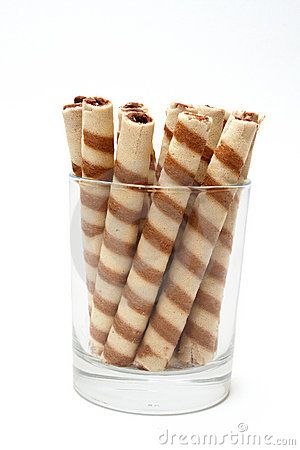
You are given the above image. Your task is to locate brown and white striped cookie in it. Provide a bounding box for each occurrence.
[169,111,262,368]
[180,106,225,227]
[82,97,114,180]
[117,103,157,185]
[117,103,157,236]
[176,112,259,366]
[194,106,225,185]
[175,186,241,366]
[102,112,211,366]
[223,110,259,134]
[90,111,154,354]
[156,102,198,178]
[134,115,258,371]
[81,97,115,310]
[63,96,103,311]
[62,96,86,176]
[117,102,147,141]
[173,106,226,260]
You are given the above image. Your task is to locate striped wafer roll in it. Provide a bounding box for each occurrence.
[194,106,225,185]
[90,111,154,354]
[182,106,225,221]
[81,97,114,310]
[174,106,225,258]
[63,96,103,312]
[117,102,156,182]
[82,97,114,180]
[62,96,86,176]
[116,103,156,185]
[134,115,258,371]
[117,102,148,142]
[117,103,157,235]
[102,112,211,366]
[222,110,259,134]
[176,112,259,366]
[156,102,197,178]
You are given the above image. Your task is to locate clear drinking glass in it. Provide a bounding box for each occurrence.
[70,175,251,414]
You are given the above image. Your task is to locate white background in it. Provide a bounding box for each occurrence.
[1,0,300,448]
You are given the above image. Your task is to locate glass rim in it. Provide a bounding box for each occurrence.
[69,173,251,191]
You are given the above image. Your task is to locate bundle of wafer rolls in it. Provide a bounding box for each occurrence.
[63,97,263,371]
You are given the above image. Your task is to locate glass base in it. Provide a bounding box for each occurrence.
[73,343,233,415]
